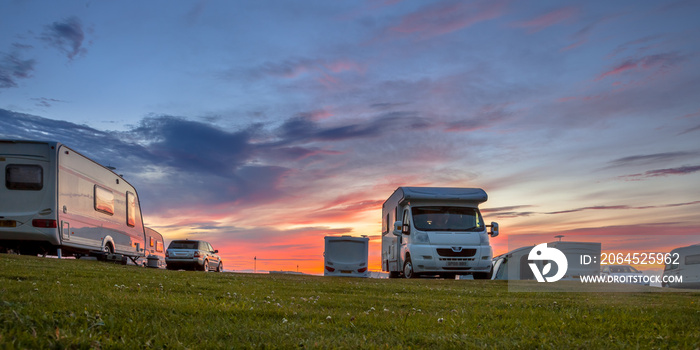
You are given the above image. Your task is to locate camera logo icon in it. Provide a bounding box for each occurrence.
[528,243,568,282]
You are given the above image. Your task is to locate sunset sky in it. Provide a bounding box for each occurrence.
[1,1,699,274]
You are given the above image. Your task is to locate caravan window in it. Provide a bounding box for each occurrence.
[126,192,137,226]
[6,164,43,190]
[94,185,114,215]
[686,254,700,265]
[155,241,163,252]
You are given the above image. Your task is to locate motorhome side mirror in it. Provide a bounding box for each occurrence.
[393,221,403,236]
[489,222,499,237]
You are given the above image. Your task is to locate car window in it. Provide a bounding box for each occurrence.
[169,241,198,249]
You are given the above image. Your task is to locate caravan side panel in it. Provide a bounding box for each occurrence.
[56,146,145,256]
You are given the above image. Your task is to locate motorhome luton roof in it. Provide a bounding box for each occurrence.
[386,187,488,206]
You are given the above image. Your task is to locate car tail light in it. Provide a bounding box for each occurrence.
[357,267,367,273]
[165,251,169,258]
[194,251,200,258]
[32,219,57,228]
[325,266,335,272]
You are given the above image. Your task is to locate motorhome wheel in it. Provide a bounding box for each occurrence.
[403,257,415,279]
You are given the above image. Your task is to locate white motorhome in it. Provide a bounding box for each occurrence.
[381,187,499,279]
[324,235,369,277]
[0,140,146,262]
[491,241,601,281]
[662,244,700,289]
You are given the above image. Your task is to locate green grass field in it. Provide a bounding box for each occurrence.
[1,254,698,349]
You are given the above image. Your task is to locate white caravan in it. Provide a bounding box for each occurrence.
[381,187,499,279]
[324,235,369,277]
[144,227,165,268]
[662,244,700,289]
[491,241,601,280]
[0,140,146,262]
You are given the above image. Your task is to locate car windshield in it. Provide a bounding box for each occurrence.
[169,241,198,249]
[411,206,482,231]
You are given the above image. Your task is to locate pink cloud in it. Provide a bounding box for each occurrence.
[619,165,700,181]
[679,109,700,119]
[557,96,578,103]
[324,60,365,74]
[388,0,507,40]
[511,6,578,33]
[597,53,685,81]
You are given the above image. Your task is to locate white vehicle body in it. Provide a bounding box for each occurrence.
[600,265,649,286]
[144,227,165,268]
[0,140,146,260]
[492,241,601,280]
[662,244,700,289]
[324,235,369,277]
[381,187,499,279]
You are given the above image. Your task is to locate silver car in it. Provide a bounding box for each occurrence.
[600,265,649,286]
[165,240,223,272]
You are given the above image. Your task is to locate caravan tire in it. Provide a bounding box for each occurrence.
[403,257,416,279]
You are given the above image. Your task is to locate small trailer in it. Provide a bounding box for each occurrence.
[144,227,165,268]
[324,235,369,277]
[0,140,147,263]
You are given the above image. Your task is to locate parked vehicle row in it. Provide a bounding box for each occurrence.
[0,139,222,272]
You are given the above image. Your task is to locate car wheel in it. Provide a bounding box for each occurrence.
[403,257,416,279]
[201,260,209,272]
[217,262,223,272]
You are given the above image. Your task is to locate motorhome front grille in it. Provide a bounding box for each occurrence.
[436,249,476,257]
[438,258,475,262]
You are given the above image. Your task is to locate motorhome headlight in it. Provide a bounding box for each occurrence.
[479,231,490,245]
[414,230,430,244]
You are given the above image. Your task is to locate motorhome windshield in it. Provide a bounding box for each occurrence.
[411,206,483,231]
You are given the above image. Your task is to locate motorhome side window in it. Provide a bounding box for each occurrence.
[126,192,136,226]
[5,164,43,190]
[385,214,390,234]
[94,185,114,215]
